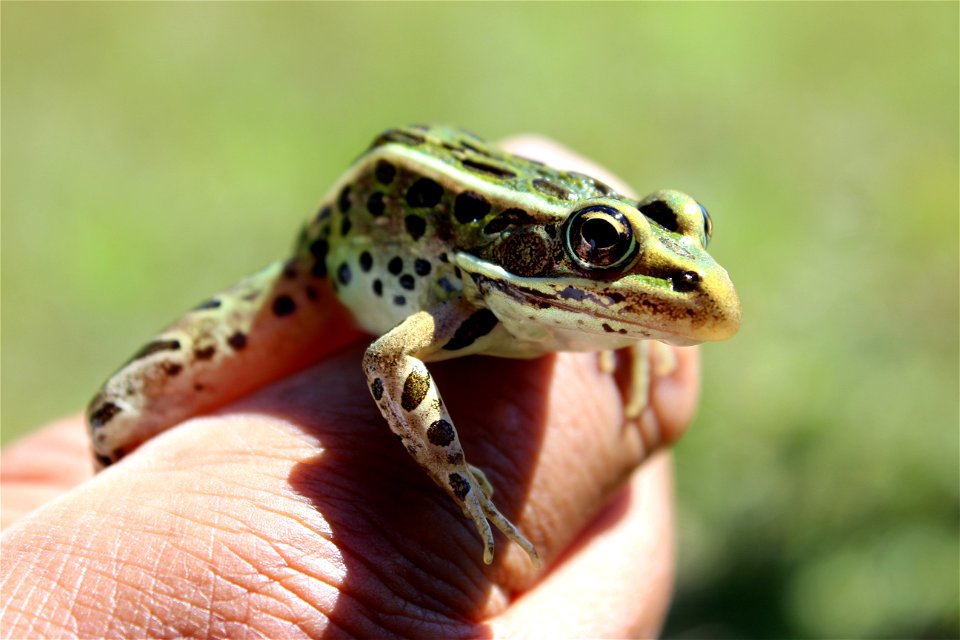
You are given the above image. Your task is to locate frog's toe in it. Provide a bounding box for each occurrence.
[623,342,650,418]
[477,491,542,568]
[451,466,541,567]
[456,480,496,564]
[597,349,616,373]
[467,463,494,498]
[650,340,678,377]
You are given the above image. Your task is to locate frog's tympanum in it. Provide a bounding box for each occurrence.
[87,126,741,567]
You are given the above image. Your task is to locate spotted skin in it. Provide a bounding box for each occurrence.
[87,125,741,567]
[87,261,360,467]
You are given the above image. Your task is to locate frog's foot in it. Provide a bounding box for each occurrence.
[624,342,651,418]
[597,349,616,374]
[455,462,541,568]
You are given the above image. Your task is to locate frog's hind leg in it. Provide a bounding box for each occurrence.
[362,306,541,567]
[87,258,361,469]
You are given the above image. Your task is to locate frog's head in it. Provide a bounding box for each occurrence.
[457,190,741,348]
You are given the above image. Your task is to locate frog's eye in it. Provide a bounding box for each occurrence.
[699,203,713,247]
[562,205,638,271]
[637,190,712,248]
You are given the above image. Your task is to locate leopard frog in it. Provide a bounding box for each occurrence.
[87,125,741,567]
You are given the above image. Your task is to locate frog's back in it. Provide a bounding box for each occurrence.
[299,125,624,336]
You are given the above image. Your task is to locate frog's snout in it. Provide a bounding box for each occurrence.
[693,267,741,342]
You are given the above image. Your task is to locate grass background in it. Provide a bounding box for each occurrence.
[2,3,957,637]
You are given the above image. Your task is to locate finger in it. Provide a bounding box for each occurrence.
[500,134,636,195]
[491,453,675,638]
[652,345,702,446]
[1,416,93,529]
[463,347,693,580]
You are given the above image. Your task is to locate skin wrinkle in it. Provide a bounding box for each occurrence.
[224,529,329,595]
[85,576,156,638]
[132,571,211,626]
[204,515,230,640]
[326,472,498,636]
[61,575,116,636]
[115,594,162,639]
[483,355,631,583]
[95,561,170,634]
[390,540,486,619]
[390,498,508,614]
[285,441,507,623]
[146,484,340,637]
[253,610,322,640]
[169,467,304,509]
[69,500,228,635]
[1,595,67,639]
[41,557,117,635]
[321,532,457,634]
[489,456,675,638]
[10,524,113,586]
[218,413,329,460]
[168,490,298,535]
[207,552,320,638]
[173,438,462,636]
[147,436,314,477]
[156,543,289,639]
[282,548,408,636]
[383,509,495,618]
[18,541,72,629]
[256,540,345,611]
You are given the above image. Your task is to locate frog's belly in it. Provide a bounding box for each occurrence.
[329,241,462,337]
[340,284,412,337]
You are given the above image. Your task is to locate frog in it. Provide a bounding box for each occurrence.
[86,125,741,568]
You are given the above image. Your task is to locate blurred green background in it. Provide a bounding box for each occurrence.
[3,3,957,637]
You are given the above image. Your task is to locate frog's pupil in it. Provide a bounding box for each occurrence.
[581,217,619,249]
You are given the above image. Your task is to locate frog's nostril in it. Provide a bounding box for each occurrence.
[671,271,701,292]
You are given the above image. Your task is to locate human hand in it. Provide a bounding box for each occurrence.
[1,137,702,638]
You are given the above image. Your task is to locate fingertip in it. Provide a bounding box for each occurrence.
[652,346,701,446]
[491,453,675,637]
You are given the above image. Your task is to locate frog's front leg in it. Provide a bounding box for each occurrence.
[601,341,678,419]
[362,306,541,568]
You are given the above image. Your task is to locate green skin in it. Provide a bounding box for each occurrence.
[87,125,741,567]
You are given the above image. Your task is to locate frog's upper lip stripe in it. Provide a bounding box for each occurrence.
[470,271,690,339]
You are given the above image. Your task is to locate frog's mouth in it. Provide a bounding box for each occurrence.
[456,252,740,344]
[473,270,693,340]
